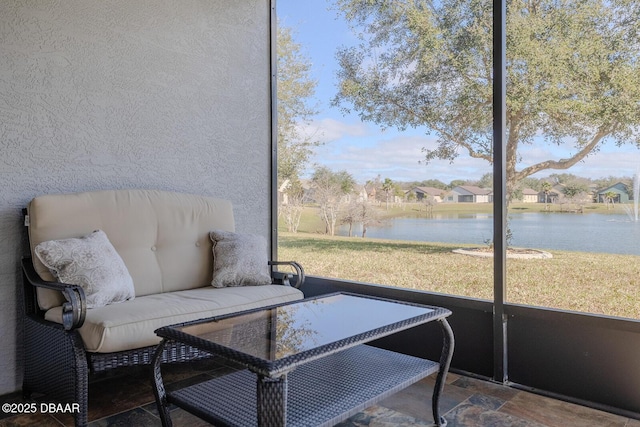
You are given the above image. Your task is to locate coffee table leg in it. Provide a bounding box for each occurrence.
[432,319,455,426]
[257,373,288,427]
[152,339,173,427]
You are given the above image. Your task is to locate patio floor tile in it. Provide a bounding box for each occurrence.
[0,360,637,427]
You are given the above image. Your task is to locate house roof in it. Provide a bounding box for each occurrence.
[538,188,561,195]
[412,186,445,196]
[597,182,628,195]
[453,185,492,195]
[522,188,538,195]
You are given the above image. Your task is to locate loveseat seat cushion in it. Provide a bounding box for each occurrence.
[44,286,303,353]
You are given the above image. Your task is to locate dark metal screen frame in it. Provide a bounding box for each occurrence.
[492,0,508,384]
[268,0,511,380]
[269,0,640,419]
[270,0,279,262]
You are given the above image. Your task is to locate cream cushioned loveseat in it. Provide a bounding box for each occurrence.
[21,189,304,426]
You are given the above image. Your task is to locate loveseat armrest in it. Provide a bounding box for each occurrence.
[269,261,305,289]
[22,258,86,331]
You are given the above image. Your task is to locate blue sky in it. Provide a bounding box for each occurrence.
[277,0,640,185]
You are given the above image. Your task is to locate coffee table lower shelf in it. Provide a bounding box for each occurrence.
[167,344,440,427]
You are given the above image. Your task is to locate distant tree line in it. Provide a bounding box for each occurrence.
[385,172,635,198]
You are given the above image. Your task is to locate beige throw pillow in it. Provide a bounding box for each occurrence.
[34,230,135,308]
[209,230,272,288]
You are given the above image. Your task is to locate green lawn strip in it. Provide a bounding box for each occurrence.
[278,232,640,320]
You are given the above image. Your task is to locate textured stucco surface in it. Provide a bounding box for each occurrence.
[0,0,272,394]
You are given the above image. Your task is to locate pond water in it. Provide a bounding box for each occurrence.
[338,212,640,255]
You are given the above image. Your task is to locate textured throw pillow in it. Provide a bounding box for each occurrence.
[34,230,135,308]
[209,230,272,288]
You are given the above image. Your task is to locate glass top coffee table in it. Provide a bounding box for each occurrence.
[152,292,454,427]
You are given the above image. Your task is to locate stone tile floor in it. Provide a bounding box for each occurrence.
[1,356,638,427]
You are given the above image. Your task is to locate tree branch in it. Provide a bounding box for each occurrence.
[514,128,610,181]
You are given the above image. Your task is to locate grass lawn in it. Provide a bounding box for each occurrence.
[278,232,640,320]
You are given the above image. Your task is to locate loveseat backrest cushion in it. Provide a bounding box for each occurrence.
[28,189,235,310]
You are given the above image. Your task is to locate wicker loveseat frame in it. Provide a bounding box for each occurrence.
[21,189,305,426]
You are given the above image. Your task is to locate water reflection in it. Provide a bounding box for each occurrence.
[338,213,640,255]
[272,294,432,359]
[622,170,639,221]
[179,295,434,361]
[274,302,318,359]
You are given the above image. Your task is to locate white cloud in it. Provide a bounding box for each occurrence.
[306,127,491,183]
[297,118,368,144]
[554,151,640,179]
[520,144,640,179]
[302,118,640,184]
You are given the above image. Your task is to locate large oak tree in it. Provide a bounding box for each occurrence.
[332,0,640,199]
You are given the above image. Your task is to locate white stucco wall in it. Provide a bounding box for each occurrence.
[0,0,272,394]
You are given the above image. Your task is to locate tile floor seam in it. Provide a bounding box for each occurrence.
[376,403,433,426]
[87,404,149,426]
[442,394,473,418]
[51,413,71,427]
[138,404,162,423]
[51,414,67,427]
[493,395,510,413]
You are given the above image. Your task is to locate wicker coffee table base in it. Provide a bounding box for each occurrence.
[153,344,448,426]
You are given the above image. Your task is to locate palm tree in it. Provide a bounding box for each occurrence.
[382,178,394,210]
[541,182,553,211]
[603,191,618,210]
